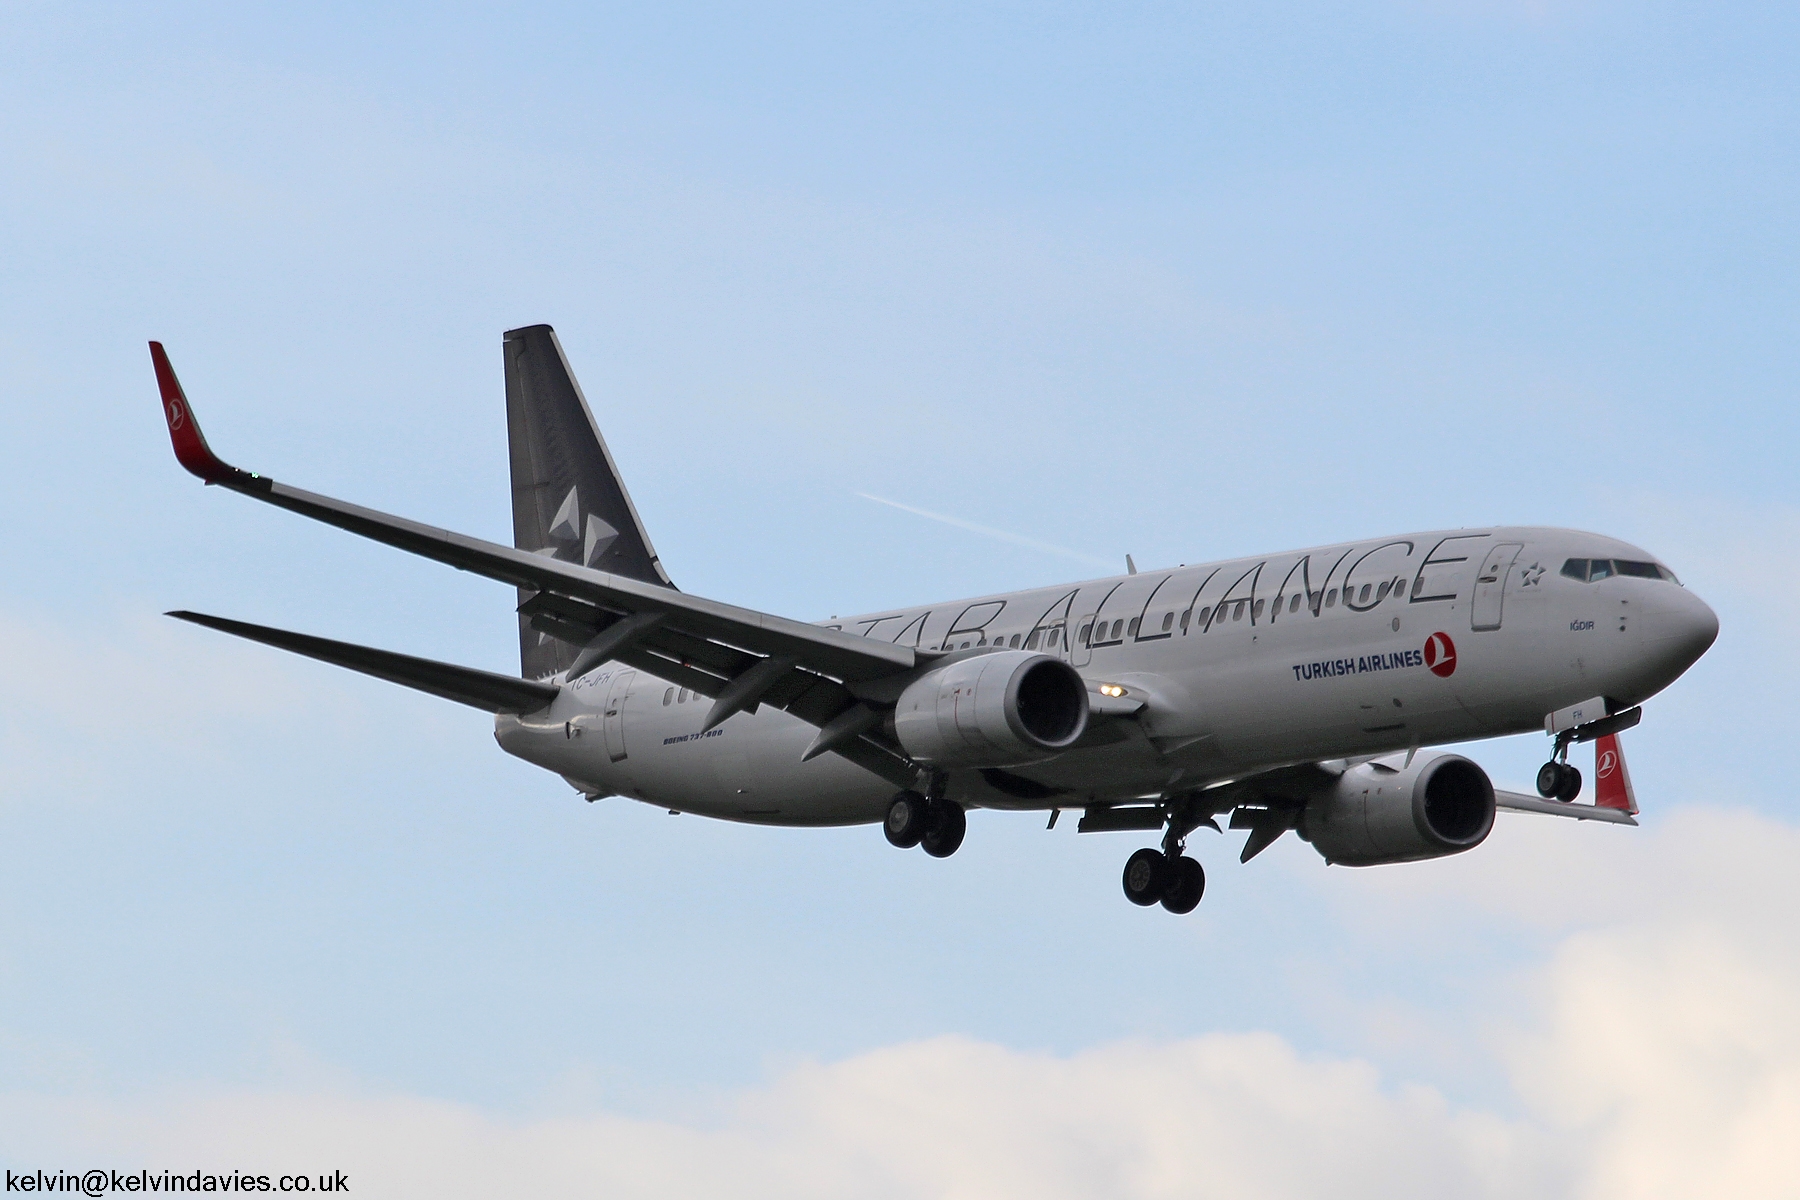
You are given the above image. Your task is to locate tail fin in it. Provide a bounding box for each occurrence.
[503,325,672,679]
[1594,732,1639,814]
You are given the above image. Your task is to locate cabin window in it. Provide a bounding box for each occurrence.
[1412,575,1424,596]
[1127,618,1140,637]
[1028,630,1043,649]
[1326,589,1337,607]
[1106,619,1120,639]
[663,688,674,706]
[1009,634,1021,648]
[1233,601,1246,621]
[1180,608,1192,630]
[960,641,971,649]
[1162,611,1174,631]
[1358,584,1372,604]
[1252,599,1264,619]
[1289,594,1301,613]
[1377,581,1391,602]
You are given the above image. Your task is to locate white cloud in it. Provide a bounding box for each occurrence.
[7,809,1798,1200]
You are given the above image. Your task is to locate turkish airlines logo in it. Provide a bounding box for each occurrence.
[166,397,186,431]
[1598,748,1618,779]
[1424,631,1457,677]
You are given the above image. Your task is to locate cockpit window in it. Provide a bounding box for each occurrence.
[1562,557,1679,584]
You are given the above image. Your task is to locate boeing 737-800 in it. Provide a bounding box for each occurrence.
[151,327,1718,912]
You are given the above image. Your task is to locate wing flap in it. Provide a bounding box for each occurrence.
[168,611,560,714]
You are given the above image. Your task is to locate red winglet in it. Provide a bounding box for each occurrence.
[1594,732,1639,814]
[149,341,238,483]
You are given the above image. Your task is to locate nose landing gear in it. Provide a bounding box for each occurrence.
[1536,749,1583,803]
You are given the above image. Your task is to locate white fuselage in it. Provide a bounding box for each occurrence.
[495,526,1717,826]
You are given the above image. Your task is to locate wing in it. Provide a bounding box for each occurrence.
[151,342,923,787]
[1494,791,1637,825]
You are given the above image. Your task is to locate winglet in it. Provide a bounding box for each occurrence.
[149,342,244,484]
[1594,732,1639,814]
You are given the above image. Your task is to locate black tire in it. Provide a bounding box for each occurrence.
[1555,764,1583,803]
[1536,761,1562,798]
[884,791,929,848]
[921,802,967,858]
[1122,848,1167,906]
[1160,855,1206,914]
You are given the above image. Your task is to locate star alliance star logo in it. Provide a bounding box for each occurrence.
[1519,562,1545,587]
[545,485,620,568]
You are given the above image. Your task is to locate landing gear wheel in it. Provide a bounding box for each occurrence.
[1554,764,1583,802]
[1536,761,1563,798]
[884,791,930,848]
[1160,856,1206,914]
[921,802,967,858]
[1122,848,1167,906]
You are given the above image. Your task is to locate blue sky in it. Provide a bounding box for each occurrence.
[3,3,1797,1194]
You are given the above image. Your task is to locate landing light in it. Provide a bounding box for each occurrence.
[1098,683,1127,698]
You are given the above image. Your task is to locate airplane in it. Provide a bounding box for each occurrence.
[150,326,1718,913]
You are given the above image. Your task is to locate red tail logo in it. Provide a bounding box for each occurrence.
[166,397,187,431]
[1424,632,1457,677]
[1593,733,1637,813]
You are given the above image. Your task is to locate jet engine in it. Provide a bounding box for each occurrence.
[891,651,1089,768]
[1299,753,1495,867]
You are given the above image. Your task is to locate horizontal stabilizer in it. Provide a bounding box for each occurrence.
[168,611,560,714]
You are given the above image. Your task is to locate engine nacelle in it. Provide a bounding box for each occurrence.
[1300,753,1495,867]
[891,651,1089,769]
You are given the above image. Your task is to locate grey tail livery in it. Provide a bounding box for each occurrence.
[503,325,674,679]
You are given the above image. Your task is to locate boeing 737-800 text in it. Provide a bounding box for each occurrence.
[151,327,1718,912]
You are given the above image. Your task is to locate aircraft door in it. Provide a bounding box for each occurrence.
[1471,543,1523,632]
[1070,614,1096,667]
[602,669,635,762]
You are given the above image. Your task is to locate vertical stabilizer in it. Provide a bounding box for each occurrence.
[1593,733,1639,814]
[504,325,673,678]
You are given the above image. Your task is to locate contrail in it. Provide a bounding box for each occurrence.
[855,493,1115,570]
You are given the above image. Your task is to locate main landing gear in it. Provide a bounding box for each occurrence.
[884,785,967,858]
[1122,848,1205,913]
[1121,798,1209,914]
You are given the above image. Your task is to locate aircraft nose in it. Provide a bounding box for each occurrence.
[1652,586,1720,672]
